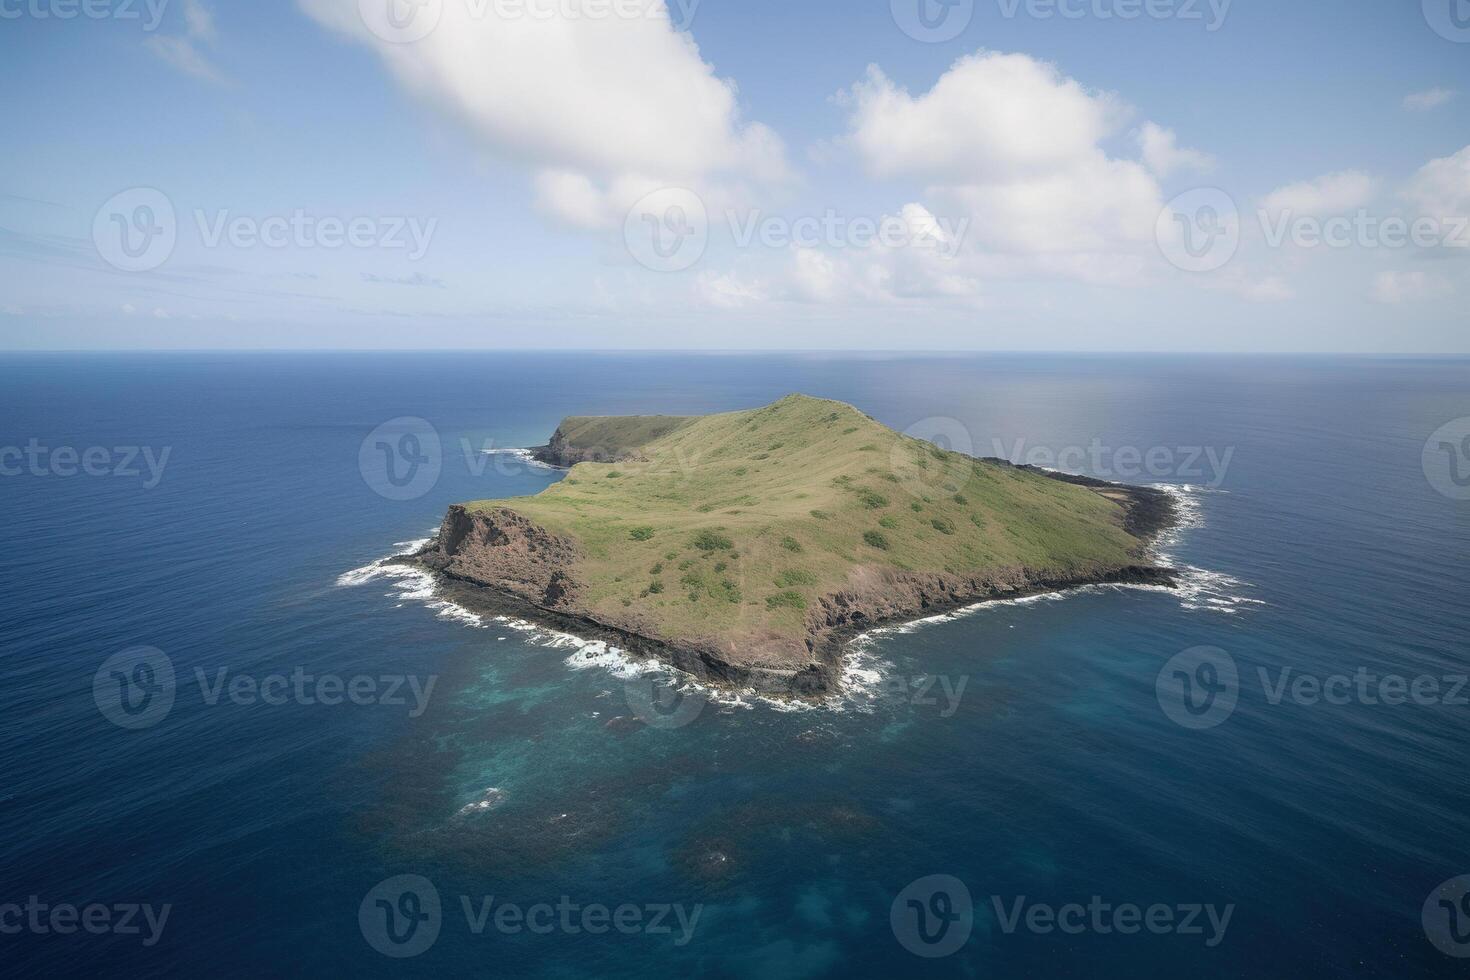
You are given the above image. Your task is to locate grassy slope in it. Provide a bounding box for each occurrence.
[549,414,695,457]
[465,395,1142,653]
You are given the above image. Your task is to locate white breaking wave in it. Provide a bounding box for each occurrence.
[479,447,563,471]
[1149,483,1265,615]
[336,536,488,627]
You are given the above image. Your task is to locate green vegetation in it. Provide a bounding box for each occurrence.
[691,530,734,552]
[462,394,1144,651]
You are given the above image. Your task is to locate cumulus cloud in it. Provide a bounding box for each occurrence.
[844,54,1125,183]
[841,51,1178,286]
[1402,145,1470,220]
[774,204,982,305]
[1259,171,1376,216]
[1136,122,1215,178]
[1404,88,1454,112]
[300,0,788,229]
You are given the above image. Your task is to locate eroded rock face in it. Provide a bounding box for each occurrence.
[529,426,640,468]
[418,505,584,611]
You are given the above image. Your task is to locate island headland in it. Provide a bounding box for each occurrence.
[407,395,1177,697]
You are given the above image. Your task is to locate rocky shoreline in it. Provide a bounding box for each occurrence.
[398,471,1180,699]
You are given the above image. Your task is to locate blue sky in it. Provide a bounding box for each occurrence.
[1,0,1467,350]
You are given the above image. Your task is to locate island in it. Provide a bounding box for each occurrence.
[409,395,1176,696]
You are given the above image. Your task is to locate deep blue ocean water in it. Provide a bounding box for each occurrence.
[1,352,1468,978]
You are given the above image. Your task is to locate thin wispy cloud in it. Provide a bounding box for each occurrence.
[146,0,226,84]
[1404,88,1454,112]
[362,272,448,289]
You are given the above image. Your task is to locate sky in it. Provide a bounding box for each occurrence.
[0,0,1467,351]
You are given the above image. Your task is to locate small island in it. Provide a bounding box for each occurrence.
[411,395,1176,696]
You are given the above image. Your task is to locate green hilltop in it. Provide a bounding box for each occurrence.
[447,395,1161,678]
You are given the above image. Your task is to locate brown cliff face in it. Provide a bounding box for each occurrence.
[417,505,584,612]
[411,506,836,695]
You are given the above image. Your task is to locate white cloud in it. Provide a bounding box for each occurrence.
[1371,270,1448,304]
[300,0,787,229]
[778,203,983,305]
[694,270,767,309]
[1403,145,1470,219]
[842,52,1176,285]
[1235,276,1293,302]
[1404,88,1454,112]
[844,54,1125,183]
[1136,122,1215,178]
[146,0,224,84]
[1259,171,1376,216]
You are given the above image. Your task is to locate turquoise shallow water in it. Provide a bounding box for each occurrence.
[1,352,1467,977]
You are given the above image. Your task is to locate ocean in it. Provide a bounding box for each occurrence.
[1,351,1467,977]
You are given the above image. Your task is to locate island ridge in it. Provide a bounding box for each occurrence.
[412,395,1176,695]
